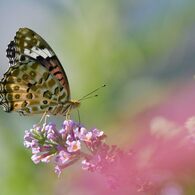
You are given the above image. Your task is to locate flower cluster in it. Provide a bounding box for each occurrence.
[24,120,107,176]
[24,117,195,194]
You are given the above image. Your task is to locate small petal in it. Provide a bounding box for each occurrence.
[91,128,104,138]
[32,146,41,154]
[41,154,53,163]
[82,159,91,170]
[55,150,70,165]
[63,120,75,132]
[81,159,96,171]
[74,127,89,140]
[66,134,74,145]
[32,125,42,132]
[83,132,93,142]
[31,154,42,164]
[55,165,62,177]
[24,131,34,148]
[67,140,81,152]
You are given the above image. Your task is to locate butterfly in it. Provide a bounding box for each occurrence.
[0,28,80,116]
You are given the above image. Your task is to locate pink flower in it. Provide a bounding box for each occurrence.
[31,153,53,164]
[24,120,106,176]
[24,116,195,194]
[55,150,70,165]
[67,140,81,152]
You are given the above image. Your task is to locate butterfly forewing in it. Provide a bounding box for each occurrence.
[6,28,70,99]
[1,28,75,116]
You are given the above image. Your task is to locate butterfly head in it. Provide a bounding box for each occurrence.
[69,100,81,109]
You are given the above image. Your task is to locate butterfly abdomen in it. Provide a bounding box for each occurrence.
[0,81,13,112]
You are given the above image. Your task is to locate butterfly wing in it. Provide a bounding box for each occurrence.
[6,28,70,100]
[0,59,70,115]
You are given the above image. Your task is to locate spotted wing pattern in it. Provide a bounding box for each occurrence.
[6,28,70,99]
[0,59,70,115]
[0,28,73,115]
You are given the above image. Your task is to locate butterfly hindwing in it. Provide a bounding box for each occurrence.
[0,59,69,115]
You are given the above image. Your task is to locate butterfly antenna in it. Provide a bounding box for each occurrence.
[80,94,99,101]
[78,84,106,101]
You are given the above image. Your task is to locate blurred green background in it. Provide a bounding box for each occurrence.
[1,0,195,194]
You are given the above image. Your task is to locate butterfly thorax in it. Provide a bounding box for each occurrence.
[58,99,80,116]
[68,100,80,108]
[47,99,80,116]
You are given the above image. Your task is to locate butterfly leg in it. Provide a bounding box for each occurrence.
[65,113,70,120]
[65,106,72,120]
[38,111,50,125]
[18,111,25,116]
